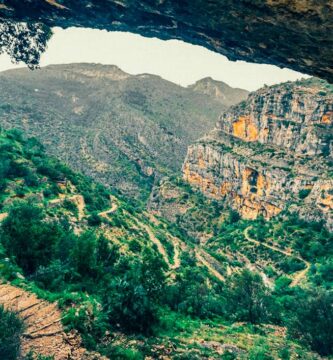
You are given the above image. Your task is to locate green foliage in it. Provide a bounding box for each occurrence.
[298,189,311,199]
[62,298,108,350]
[63,198,79,217]
[248,339,274,360]
[87,212,102,226]
[104,249,167,334]
[23,352,54,360]
[128,239,142,253]
[0,306,23,360]
[166,262,225,318]
[100,345,144,360]
[0,128,331,358]
[0,21,52,68]
[0,201,64,274]
[225,270,274,324]
[71,231,98,278]
[287,289,333,355]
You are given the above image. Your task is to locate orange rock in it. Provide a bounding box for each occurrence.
[198,152,206,169]
[322,112,333,124]
[220,182,232,196]
[232,115,259,141]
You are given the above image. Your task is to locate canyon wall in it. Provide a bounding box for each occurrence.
[183,78,333,229]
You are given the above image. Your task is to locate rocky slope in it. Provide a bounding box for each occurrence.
[0,283,103,360]
[0,63,246,200]
[183,78,333,229]
[0,1,333,82]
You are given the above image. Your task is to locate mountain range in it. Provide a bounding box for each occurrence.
[0,63,248,201]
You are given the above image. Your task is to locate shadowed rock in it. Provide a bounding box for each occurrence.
[0,1,332,81]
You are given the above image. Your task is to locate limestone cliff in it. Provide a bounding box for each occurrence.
[183,78,333,229]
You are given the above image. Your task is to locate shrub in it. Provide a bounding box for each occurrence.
[298,189,311,199]
[63,199,79,217]
[87,212,102,226]
[104,250,166,334]
[0,201,63,274]
[287,289,333,356]
[0,306,23,360]
[225,270,274,324]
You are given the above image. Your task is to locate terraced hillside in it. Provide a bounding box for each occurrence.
[149,176,333,291]
[0,127,331,358]
[0,63,248,201]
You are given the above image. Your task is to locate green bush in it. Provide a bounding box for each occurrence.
[0,201,64,274]
[287,289,333,356]
[248,339,274,360]
[298,189,311,199]
[100,345,144,360]
[0,306,23,360]
[225,270,274,324]
[104,250,166,334]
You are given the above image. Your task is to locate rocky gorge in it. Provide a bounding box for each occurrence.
[183,78,333,229]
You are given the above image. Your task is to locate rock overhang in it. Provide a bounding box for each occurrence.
[0,0,332,81]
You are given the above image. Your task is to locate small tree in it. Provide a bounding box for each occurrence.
[225,270,272,324]
[0,20,52,69]
[287,289,333,356]
[104,250,167,334]
[0,201,62,274]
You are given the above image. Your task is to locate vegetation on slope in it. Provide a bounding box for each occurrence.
[0,64,248,201]
[0,129,332,359]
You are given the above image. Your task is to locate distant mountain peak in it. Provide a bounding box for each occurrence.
[188,77,249,106]
[194,76,227,86]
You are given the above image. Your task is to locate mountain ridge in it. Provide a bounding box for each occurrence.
[0,63,248,201]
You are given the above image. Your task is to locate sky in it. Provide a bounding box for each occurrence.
[0,27,309,92]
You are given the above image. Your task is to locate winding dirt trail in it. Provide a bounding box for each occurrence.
[169,235,181,269]
[195,249,225,282]
[142,213,181,270]
[0,212,8,222]
[244,226,310,286]
[70,195,86,220]
[49,194,86,220]
[145,212,227,279]
[98,202,118,219]
[136,220,171,267]
[290,262,310,287]
[0,283,93,359]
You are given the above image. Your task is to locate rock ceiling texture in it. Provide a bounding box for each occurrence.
[0,0,333,82]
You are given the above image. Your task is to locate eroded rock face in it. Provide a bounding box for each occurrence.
[1,1,333,81]
[183,78,333,229]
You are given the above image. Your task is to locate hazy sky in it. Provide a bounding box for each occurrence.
[0,27,308,91]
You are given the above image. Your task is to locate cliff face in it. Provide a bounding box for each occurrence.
[183,78,333,229]
[0,1,333,82]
